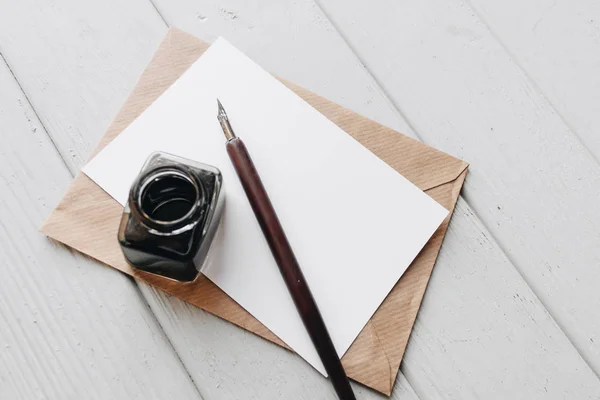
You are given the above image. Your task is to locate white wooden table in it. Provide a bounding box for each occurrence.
[1,1,600,398]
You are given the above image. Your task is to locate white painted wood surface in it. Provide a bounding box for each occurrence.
[1,0,600,398]
[466,0,600,373]
[468,0,600,160]
[0,56,202,400]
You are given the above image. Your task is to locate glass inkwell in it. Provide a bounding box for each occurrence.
[118,152,224,282]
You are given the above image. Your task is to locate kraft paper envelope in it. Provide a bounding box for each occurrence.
[41,28,468,396]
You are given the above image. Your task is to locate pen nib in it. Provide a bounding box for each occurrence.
[217,99,228,123]
[217,98,236,140]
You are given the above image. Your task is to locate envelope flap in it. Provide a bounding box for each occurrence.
[342,322,396,394]
[280,80,469,192]
[349,126,469,192]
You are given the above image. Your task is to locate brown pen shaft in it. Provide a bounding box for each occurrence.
[226,138,356,400]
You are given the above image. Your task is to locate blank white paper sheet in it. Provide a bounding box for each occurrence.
[83,37,448,375]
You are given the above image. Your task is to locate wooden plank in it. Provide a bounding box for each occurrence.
[318,0,600,380]
[0,56,202,399]
[463,0,600,373]
[0,0,419,397]
[468,0,600,161]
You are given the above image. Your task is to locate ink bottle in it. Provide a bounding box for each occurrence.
[118,152,224,282]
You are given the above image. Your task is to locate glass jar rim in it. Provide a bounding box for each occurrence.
[130,165,205,232]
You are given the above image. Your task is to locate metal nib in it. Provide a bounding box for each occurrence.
[217,98,228,122]
[217,99,237,141]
